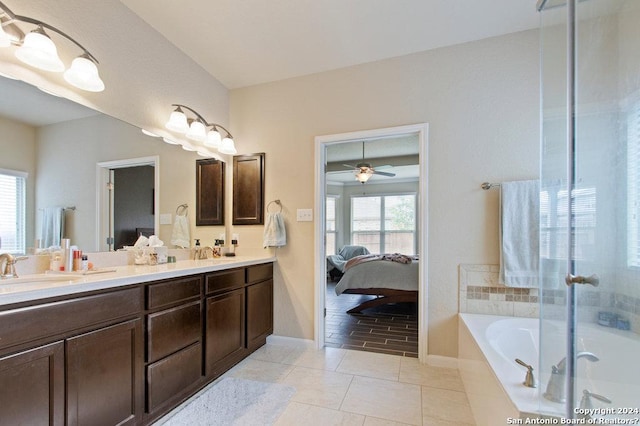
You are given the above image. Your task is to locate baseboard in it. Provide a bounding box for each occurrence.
[266,334,315,349]
[426,354,459,369]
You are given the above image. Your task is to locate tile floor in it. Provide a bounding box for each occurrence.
[194,344,477,425]
[325,281,419,357]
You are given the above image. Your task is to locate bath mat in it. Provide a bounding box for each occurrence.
[158,377,295,425]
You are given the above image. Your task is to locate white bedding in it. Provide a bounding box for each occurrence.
[334,259,419,295]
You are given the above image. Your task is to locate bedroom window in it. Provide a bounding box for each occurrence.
[351,194,416,255]
[326,195,338,255]
[0,169,27,255]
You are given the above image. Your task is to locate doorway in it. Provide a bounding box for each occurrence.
[314,124,429,361]
[96,156,159,252]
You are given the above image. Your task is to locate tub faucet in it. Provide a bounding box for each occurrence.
[543,352,599,403]
[0,253,27,279]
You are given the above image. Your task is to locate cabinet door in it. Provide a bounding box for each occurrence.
[67,318,143,426]
[246,279,273,351]
[0,341,65,426]
[206,288,245,376]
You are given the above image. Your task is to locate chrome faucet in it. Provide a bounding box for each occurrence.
[543,352,599,403]
[0,253,27,279]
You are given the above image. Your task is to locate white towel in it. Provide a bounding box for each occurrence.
[41,207,64,248]
[171,214,191,248]
[499,180,540,287]
[263,212,287,248]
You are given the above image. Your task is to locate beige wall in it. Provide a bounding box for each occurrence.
[230,29,540,357]
[0,116,37,247]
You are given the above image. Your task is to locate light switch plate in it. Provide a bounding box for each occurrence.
[296,208,313,222]
[160,213,172,225]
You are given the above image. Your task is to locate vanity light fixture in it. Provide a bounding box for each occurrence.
[0,1,105,92]
[141,129,160,137]
[165,104,237,155]
[0,17,12,47]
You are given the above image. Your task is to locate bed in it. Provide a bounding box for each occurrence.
[334,255,419,313]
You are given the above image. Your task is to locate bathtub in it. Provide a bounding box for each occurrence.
[458,313,640,425]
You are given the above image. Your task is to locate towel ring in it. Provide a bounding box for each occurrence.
[176,203,188,216]
[267,200,282,213]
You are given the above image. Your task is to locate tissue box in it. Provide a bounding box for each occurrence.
[153,246,168,264]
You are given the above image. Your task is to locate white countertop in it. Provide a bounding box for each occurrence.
[0,255,276,307]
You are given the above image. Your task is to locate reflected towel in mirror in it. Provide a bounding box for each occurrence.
[40,206,65,248]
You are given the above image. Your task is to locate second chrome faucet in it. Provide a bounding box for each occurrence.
[543,352,599,403]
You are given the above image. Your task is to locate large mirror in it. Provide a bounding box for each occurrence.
[0,76,214,253]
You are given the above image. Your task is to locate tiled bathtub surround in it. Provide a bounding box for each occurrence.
[459,264,640,334]
[459,265,539,317]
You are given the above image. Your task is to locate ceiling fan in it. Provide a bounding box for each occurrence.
[342,142,396,184]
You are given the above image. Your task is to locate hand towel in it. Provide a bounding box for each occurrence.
[41,206,64,248]
[171,214,191,248]
[263,212,286,248]
[499,180,540,287]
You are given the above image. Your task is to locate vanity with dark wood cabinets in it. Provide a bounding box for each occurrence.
[0,261,274,425]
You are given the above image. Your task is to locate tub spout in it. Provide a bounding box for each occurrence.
[544,352,599,403]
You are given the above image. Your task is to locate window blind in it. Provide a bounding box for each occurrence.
[0,169,27,255]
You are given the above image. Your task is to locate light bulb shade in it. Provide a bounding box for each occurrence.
[355,170,373,183]
[165,107,189,133]
[0,23,11,48]
[63,54,105,92]
[205,128,222,148]
[186,119,206,142]
[15,27,65,72]
[218,137,237,155]
[181,141,197,152]
[162,137,180,145]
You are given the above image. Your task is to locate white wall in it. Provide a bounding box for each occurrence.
[230,30,541,357]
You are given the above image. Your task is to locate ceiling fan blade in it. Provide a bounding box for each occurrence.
[342,164,358,169]
[373,170,396,177]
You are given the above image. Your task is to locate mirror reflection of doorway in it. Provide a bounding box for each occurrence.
[96,156,159,252]
[111,165,155,249]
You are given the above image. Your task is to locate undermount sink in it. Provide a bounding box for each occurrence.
[0,274,83,294]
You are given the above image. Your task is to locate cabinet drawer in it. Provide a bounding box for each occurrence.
[246,263,273,284]
[147,276,202,310]
[205,268,245,295]
[147,342,202,412]
[147,301,201,363]
[0,287,142,351]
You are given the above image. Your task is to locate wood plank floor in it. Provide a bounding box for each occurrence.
[324,280,418,357]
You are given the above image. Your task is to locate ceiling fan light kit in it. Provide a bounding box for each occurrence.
[344,141,396,184]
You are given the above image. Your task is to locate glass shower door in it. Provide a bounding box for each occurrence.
[540,0,640,420]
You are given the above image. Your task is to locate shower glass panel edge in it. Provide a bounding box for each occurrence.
[540,0,640,420]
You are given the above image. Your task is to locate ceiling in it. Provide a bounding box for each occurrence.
[326,135,420,185]
[119,0,540,89]
[0,77,98,126]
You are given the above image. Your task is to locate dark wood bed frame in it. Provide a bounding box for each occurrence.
[342,288,418,313]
